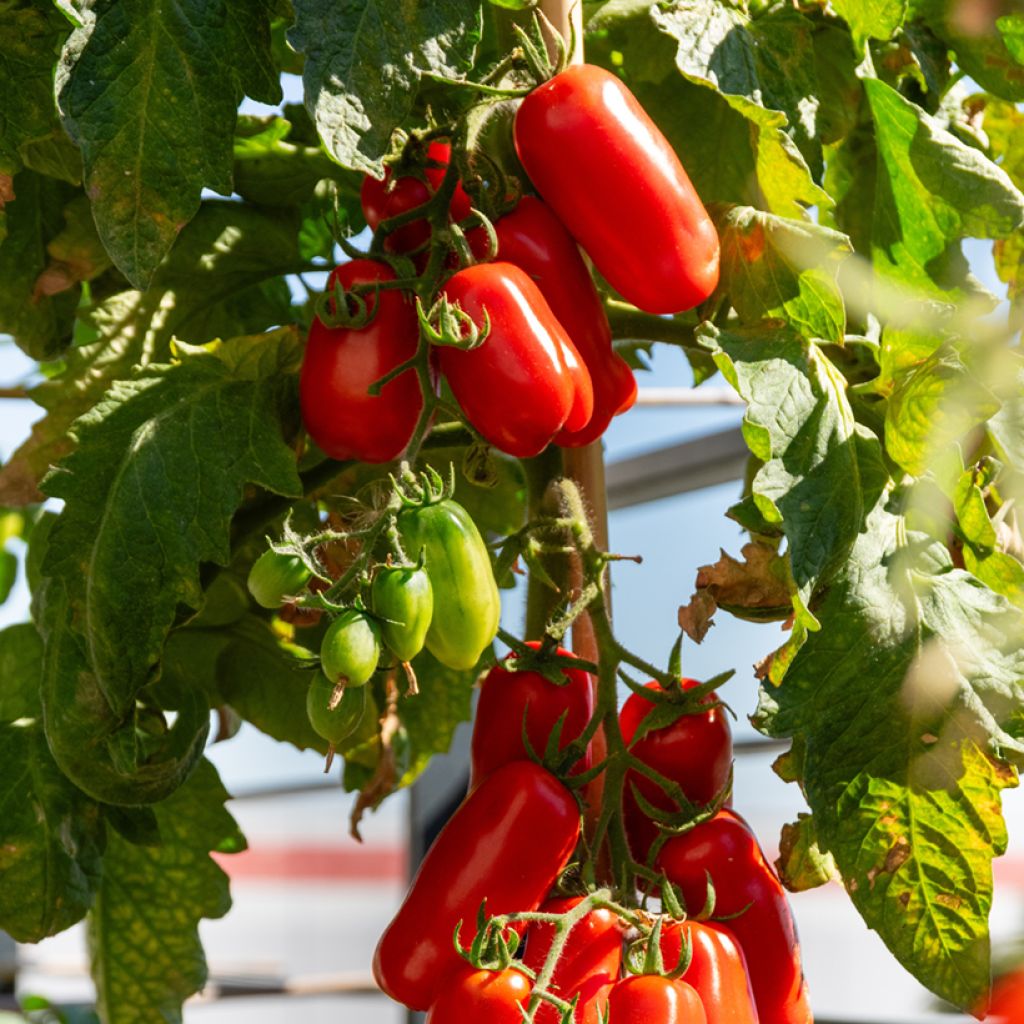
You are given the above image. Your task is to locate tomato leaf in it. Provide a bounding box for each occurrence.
[209,616,327,754]
[833,79,1024,297]
[0,721,104,942]
[289,0,483,177]
[0,2,74,178]
[830,0,907,46]
[885,345,1001,477]
[0,622,43,722]
[38,329,304,805]
[700,322,886,628]
[56,0,282,287]
[756,493,1024,1012]
[88,758,244,1024]
[0,170,80,359]
[909,2,1024,102]
[0,202,301,507]
[395,650,477,790]
[651,2,825,175]
[715,206,851,343]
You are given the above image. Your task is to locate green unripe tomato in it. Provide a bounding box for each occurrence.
[320,608,380,686]
[372,565,434,663]
[247,549,312,609]
[397,499,500,671]
[306,672,368,745]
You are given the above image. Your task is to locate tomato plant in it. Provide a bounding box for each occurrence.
[373,760,581,1010]
[3,0,1024,1020]
[470,642,595,786]
[514,64,720,315]
[606,974,708,1024]
[619,679,732,862]
[657,809,812,1024]
[396,494,500,671]
[522,897,623,1024]
[425,966,533,1023]
[299,260,422,463]
[437,261,593,457]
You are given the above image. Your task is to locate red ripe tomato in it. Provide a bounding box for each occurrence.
[656,809,812,1024]
[373,760,581,1010]
[984,967,1024,1021]
[661,920,759,1024]
[470,642,595,787]
[607,975,708,1024]
[437,262,593,458]
[514,64,719,315]
[523,897,623,1024]
[299,260,422,462]
[361,141,472,252]
[468,196,636,446]
[426,966,532,1023]
[620,679,732,862]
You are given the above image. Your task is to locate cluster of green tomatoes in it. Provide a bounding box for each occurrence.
[245,473,502,758]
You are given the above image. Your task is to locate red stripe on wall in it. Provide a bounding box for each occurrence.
[213,844,406,882]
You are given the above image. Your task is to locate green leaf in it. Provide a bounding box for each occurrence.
[0,170,79,359]
[397,650,477,789]
[776,813,840,892]
[0,720,104,942]
[700,322,885,622]
[756,493,1024,1011]
[1000,15,1024,65]
[651,2,824,174]
[0,621,43,721]
[290,0,483,176]
[885,346,1001,477]
[0,201,301,507]
[630,74,826,221]
[831,0,907,46]
[0,1,74,177]
[715,206,851,342]
[211,616,327,753]
[88,759,244,1024]
[233,115,363,209]
[38,330,304,805]
[56,0,282,287]
[910,2,1024,102]
[859,78,1024,296]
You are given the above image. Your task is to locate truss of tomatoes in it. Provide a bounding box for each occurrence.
[373,644,814,1023]
[299,64,721,464]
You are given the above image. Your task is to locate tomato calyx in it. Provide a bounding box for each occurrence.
[624,915,691,981]
[417,292,491,350]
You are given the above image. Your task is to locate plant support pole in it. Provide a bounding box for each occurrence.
[540,0,610,855]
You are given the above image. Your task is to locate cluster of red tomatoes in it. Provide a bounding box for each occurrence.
[373,645,812,1022]
[300,64,720,463]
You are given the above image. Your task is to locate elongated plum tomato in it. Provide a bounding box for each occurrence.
[523,897,623,1024]
[373,760,581,1010]
[514,64,719,315]
[299,260,421,463]
[469,196,636,446]
[319,609,380,687]
[371,565,433,664]
[426,966,532,1023]
[246,549,311,609]
[470,642,594,787]
[360,141,472,253]
[607,975,708,1024]
[438,262,592,458]
[396,498,500,671]
[305,672,367,745]
[620,679,732,862]
[660,920,759,1024]
[656,809,812,1024]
